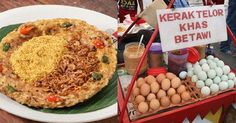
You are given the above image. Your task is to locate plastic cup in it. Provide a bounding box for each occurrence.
[123,42,148,75]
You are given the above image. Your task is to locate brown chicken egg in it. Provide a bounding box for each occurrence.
[167,88,176,96]
[156,73,166,83]
[149,99,160,110]
[138,102,149,113]
[181,91,191,101]
[137,78,146,88]
[161,79,171,90]
[157,89,166,99]
[135,95,145,104]
[147,93,156,101]
[166,72,176,80]
[140,83,150,96]
[145,75,156,84]
[150,82,160,93]
[171,77,181,89]
[132,88,140,96]
[177,85,186,94]
[171,94,181,104]
[160,96,171,107]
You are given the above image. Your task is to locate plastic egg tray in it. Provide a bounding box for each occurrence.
[128,76,236,121]
[184,77,236,101]
[128,79,198,121]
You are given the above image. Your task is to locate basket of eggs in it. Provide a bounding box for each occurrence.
[129,72,198,120]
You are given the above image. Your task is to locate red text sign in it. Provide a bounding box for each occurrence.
[156,5,227,52]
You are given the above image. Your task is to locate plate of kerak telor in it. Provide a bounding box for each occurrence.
[0,5,117,123]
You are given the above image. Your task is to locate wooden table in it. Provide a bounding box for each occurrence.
[0,0,118,123]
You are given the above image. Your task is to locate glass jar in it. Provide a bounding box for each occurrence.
[123,42,148,75]
[148,43,164,68]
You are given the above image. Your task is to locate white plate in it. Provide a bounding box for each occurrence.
[0,5,117,123]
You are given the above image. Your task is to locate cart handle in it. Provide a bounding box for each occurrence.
[119,0,176,122]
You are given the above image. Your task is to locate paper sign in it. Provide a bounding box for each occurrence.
[156,5,227,52]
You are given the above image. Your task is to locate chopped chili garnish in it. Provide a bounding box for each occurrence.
[0,64,3,73]
[3,43,10,52]
[47,95,59,103]
[6,85,16,93]
[93,39,104,49]
[20,26,34,35]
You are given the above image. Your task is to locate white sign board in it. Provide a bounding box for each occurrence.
[156,5,227,52]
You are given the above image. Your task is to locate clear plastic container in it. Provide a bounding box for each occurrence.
[148,43,164,68]
[194,45,206,59]
[168,49,188,75]
[123,42,148,75]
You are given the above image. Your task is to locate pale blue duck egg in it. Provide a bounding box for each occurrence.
[201,86,211,96]
[228,72,235,80]
[215,67,223,77]
[207,69,216,79]
[199,59,207,65]
[210,84,219,93]
[196,80,205,88]
[221,75,228,81]
[202,63,210,72]
[213,76,221,84]
[205,79,213,86]
[197,71,207,81]
[217,60,224,67]
[207,55,214,60]
[227,80,234,89]
[179,71,187,79]
[222,65,230,75]
[219,81,228,90]
[191,75,198,82]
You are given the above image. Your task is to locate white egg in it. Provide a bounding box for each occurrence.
[187,70,194,77]
[199,59,207,65]
[194,62,200,65]
[219,81,229,90]
[202,63,210,72]
[213,58,219,63]
[209,62,217,69]
[193,65,202,75]
[228,72,235,80]
[201,86,211,96]
[217,60,224,67]
[222,65,231,75]
[186,62,193,69]
[207,55,214,60]
[215,67,223,76]
[179,71,187,79]
[213,76,221,84]
[221,75,228,81]
[207,70,216,79]
[205,79,213,86]
[197,71,207,81]
[196,80,205,88]
[207,59,213,64]
[210,84,219,93]
[188,67,194,71]
[227,80,234,89]
[234,78,236,85]
[191,75,198,82]
[207,55,215,59]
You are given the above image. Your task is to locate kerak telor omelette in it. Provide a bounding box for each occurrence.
[0,18,116,108]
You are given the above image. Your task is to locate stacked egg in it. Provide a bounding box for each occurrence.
[184,55,236,96]
[132,73,192,114]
